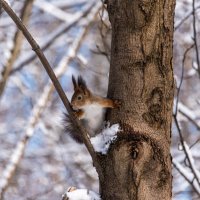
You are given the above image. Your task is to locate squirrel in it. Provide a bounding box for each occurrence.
[64,75,120,143]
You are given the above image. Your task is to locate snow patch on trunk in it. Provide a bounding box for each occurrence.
[91,123,120,155]
[63,188,101,200]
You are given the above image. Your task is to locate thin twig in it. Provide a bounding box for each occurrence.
[173,42,200,186]
[173,116,200,187]
[190,138,200,149]
[1,0,100,178]
[179,108,200,130]
[175,5,200,31]
[0,0,2,16]
[192,0,200,77]
[75,56,107,77]
[174,44,194,116]
[98,5,111,62]
[177,102,200,131]
[173,159,200,197]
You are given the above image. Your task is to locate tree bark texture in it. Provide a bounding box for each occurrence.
[98,1,175,199]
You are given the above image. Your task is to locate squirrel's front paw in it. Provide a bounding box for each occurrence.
[73,110,84,119]
[113,99,121,108]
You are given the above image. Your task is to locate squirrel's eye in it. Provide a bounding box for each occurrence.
[77,95,82,100]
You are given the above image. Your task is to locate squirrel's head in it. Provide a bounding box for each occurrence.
[71,75,91,110]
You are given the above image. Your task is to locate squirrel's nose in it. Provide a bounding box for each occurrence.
[71,104,78,111]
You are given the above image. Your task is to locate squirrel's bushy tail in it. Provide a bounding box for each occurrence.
[63,113,89,143]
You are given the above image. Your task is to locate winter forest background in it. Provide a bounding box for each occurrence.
[0,0,200,199]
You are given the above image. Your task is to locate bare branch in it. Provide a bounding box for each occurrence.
[173,116,200,187]
[175,5,200,31]
[173,31,200,189]
[192,0,200,77]
[75,55,107,77]
[173,159,200,197]
[190,138,200,149]
[178,104,200,130]
[174,44,194,116]
[0,0,102,186]
[0,3,102,197]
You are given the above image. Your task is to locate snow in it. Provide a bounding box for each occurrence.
[63,188,101,200]
[34,0,75,23]
[91,123,120,155]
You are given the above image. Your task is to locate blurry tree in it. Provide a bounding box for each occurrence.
[0,0,34,98]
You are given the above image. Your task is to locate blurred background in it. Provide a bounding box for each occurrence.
[0,0,200,199]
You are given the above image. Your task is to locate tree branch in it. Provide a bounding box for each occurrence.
[173,116,200,187]
[178,104,200,130]
[0,0,100,175]
[173,40,200,187]
[173,159,200,197]
[175,5,200,31]
[0,2,102,198]
[174,44,194,116]
[192,0,200,77]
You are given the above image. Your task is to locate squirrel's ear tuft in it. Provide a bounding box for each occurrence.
[78,75,87,89]
[72,75,77,90]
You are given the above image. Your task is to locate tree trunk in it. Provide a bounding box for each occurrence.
[98,1,175,199]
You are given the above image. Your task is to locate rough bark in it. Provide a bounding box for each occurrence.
[98,0,175,199]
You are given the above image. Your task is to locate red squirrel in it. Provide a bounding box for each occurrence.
[64,75,120,143]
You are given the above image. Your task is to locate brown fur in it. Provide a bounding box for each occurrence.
[71,75,120,111]
[64,75,121,143]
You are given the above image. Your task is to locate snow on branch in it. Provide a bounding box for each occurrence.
[51,0,87,8]
[91,123,120,155]
[12,1,95,74]
[34,0,77,23]
[177,101,200,130]
[173,115,200,191]
[173,158,200,196]
[192,0,200,76]
[183,141,200,182]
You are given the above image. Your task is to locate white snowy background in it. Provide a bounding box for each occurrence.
[0,0,200,199]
